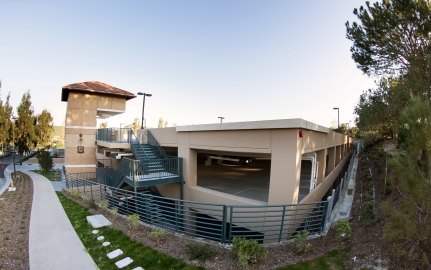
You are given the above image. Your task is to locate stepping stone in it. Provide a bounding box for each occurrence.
[86,214,112,228]
[102,242,110,247]
[107,249,123,259]
[92,230,99,234]
[132,267,144,270]
[97,236,105,241]
[115,257,133,269]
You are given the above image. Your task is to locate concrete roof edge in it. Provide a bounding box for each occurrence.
[175,118,330,133]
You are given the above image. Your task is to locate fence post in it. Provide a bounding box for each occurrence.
[320,201,329,233]
[221,205,227,243]
[278,205,287,243]
[228,206,234,243]
[326,194,334,223]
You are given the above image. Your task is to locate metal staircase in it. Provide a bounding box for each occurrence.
[101,129,183,191]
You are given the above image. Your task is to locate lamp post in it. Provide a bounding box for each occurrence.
[12,116,17,181]
[333,107,339,129]
[137,92,152,129]
[218,116,225,123]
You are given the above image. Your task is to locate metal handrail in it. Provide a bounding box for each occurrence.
[147,130,172,159]
[97,128,131,143]
[128,129,183,180]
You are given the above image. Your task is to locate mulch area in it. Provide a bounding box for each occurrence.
[63,191,347,270]
[349,145,425,270]
[0,173,33,270]
[348,147,390,269]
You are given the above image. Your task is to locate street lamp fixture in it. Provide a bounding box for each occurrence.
[137,92,152,129]
[218,116,225,123]
[333,107,340,129]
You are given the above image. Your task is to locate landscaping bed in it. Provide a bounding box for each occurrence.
[0,172,33,270]
[349,144,426,269]
[61,190,348,269]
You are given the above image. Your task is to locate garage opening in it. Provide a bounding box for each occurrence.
[197,151,271,202]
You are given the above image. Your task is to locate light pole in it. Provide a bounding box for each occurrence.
[12,116,17,181]
[333,107,339,129]
[137,92,152,129]
[218,116,225,123]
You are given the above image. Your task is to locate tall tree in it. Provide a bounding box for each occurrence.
[158,117,168,128]
[35,109,54,150]
[131,117,140,134]
[346,0,431,78]
[383,98,431,265]
[348,0,431,266]
[15,91,37,155]
[354,78,409,141]
[0,87,13,152]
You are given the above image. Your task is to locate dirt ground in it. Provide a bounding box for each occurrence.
[348,144,425,270]
[0,173,33,270]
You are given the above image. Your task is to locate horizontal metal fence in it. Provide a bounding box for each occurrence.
[96,128,131,143]
[65,175,329,244]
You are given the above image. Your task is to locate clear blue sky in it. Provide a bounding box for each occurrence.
[0,0,375,128]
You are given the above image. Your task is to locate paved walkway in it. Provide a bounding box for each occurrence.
[25,171,97,270]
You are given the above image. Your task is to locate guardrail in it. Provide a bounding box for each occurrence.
[65,175,329,244]
[96,128,131,143]
[147,130,171,159]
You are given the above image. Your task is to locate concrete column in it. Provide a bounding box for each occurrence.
[316,149,326,184]
[268,130,301,204]
[177,133,196,200]
[327,147,336,175]
[336,146,341,164]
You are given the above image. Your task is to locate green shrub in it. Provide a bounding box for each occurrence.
[127,213,140,228]
[149,228,167,243]
[99,200,109,210]
[185,243,216,261]
[69,189,80,198]
[362,206,375,221]
[85,197,98,210]
[334,220,352,242]
[37,151,53,174]
[232,237,267,268]
[293,230,311,254]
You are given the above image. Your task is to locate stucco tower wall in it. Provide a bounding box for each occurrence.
[64,92,127,174]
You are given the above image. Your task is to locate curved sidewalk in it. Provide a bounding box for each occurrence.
[26,171,97,270]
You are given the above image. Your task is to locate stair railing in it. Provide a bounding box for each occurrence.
[126,129,183,180]
[147,130,172,159]
[105,157,143,187]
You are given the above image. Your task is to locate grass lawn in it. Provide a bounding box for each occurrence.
[57,193,204,270]
[279,249,350,270]
[32,170,61,181]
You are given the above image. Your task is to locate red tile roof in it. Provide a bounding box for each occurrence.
[61,81,136,101]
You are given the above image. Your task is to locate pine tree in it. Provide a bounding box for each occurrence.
[15,91,37,155]
[0,85,13,152]
[35,109,53,150]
